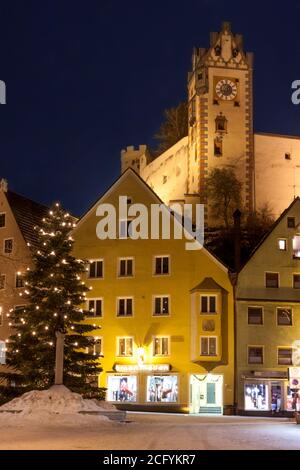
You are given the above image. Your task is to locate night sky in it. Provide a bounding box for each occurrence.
[1,0,300,215]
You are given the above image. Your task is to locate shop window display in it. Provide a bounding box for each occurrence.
[245,384,268,411]
[107,376,137,402]
[147,375,178,403]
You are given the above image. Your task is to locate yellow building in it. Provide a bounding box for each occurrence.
[72,169,235,413]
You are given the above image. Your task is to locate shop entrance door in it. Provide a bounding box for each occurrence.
[270,382,283,413]
[190,374,223,414]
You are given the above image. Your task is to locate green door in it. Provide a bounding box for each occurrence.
[206,383,216,404]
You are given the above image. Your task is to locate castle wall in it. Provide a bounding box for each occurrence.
[255,133,300,218]
[140,136,189,204]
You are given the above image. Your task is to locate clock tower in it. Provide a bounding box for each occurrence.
[187,22,254,222]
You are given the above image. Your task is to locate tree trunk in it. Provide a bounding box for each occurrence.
[54,331,65,385]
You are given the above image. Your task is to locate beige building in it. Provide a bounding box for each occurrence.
[121,22,300,222]
[0,180,48,371]
[236,197,300,415]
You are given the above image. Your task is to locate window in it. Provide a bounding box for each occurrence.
[117,298,133,317]
[88,260,103,279]
[278,239,287,251]
[153,296,170,316]
[248,346,264,364]
[245,384,268,411]
[4,239,13,254]
[163,175,168,184]
[285,153,291,160]
[278,348,292,365]
[248,307,263,325]
[154,256,170,275]
[200,336,217,356]
[153,337,169,356]
[118,258,134,277]
[87,299,102,317]
[215,113,227,133]
[287,217,295,228]
[265,272,279,288]
[201,296,217,314]
[15,273,24,288]
[117,337,133,357]
[277,308,292,326]
[147,376,178,403]
[0,213,6,228]
[0,275,5,290]
[107,376,137,402]
[293,274,300,289]
[214,138,222,156]
[293,236,300,258]
[0,340,5,364]
[119,220,132,239]
[86,336,102,356]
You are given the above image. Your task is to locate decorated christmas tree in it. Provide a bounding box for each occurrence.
[0,203,103,403]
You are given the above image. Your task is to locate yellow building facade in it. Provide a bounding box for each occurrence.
[72,169,235,413]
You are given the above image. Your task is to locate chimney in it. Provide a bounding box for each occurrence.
[233,209,242,272]
[0,178,8,192]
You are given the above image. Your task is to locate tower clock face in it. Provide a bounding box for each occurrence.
[215,79,238,101]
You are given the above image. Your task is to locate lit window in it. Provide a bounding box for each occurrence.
[200,336,217,356]
[119,258,134,277]
[107,376,137,402]
[265,272,279,288]
[153,337,169,356]
[248,346,263,364]
[4,239,13,254]
[0,340,6,364]
[88,260,103,278]
[277,308,292,326]
[293,236,300,258]
[117,298,133,317]
[118,337,133,357]
[86,336,102,356]
[153,296,169,316]
[278,348,292,365]
[201,296,217,314]
[87,299,102,317]
[278,239,286,251]
[146,375,178,403]
[244,384,268,411]
[248,307,263,325]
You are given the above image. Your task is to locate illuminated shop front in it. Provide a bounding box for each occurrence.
[241,372,299,413]
[106,363,180,408]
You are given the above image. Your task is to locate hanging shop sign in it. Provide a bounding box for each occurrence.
[114,363,171,373]
[289,367,300,389]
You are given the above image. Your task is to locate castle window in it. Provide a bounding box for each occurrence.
[215,114,227,133]
[214,138,222,157]
[163,175,168,184]
[287,217,295,228]
[285,153,291,160]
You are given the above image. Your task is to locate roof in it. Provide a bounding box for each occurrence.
[6,190,49,247]
[238,196,300,273]
[190,277,225,292]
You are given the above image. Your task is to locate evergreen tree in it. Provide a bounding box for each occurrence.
[0,203,103,403]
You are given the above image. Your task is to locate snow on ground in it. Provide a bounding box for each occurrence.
[0,385,116,425]
[0,410,299,450]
